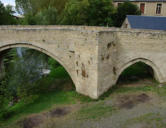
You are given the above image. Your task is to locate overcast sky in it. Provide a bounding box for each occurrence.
[1,0,15,6]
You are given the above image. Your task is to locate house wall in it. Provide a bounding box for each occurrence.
[114,1,166,16]
[121,18,131,29]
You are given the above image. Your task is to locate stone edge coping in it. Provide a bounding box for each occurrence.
[0,25,166,35]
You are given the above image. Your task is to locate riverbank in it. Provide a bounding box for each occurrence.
[1,79,166,128]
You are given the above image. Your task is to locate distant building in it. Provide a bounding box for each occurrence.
[122,15,166,30]
[113,0,166,16]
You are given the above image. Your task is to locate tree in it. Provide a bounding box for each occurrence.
[86,0,115,26]
[15,0,68,15]
[0,1,17,25]
[0,48,50,106]
[21,6,57,25]
[60,0,89,25]
[15,0,32,15]
[113,2,141,27]
[21,13,37,25]
[35,6,57,25]
[60,0,115,26]
[0,80,9,112]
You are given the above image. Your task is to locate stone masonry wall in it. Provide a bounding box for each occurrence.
[0,26,99,98]
[97,29,166,98]
[1,26,166,99]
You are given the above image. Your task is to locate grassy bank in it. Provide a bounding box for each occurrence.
[1,61,165,127]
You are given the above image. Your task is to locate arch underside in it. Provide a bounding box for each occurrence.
[116,58,164,84]
[0,42,76,86]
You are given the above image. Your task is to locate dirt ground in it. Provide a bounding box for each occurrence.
[8,79,166,128]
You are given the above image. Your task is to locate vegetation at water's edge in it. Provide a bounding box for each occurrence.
[0,48,165,126]
[1,79,166,127]
[0,50,93,127]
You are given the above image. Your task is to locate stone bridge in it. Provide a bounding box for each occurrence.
[0,26,166,99]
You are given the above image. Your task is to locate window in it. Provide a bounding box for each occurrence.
[140,3,145,14]
[156,3,162,14]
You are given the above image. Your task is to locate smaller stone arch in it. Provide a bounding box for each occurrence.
[116,58,164,84]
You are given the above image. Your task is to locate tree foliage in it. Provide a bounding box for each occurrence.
[15,0,68,15]
[113,2,141,27]
[15,0,140,27]
[0,48,50,107]
[0,1,17,25]
[60,0,89,25]
[60,0,115,26]
[0,80,9,112]
[35,6,57,25]
[21,6,57,25]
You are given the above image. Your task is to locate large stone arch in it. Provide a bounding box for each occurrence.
[0,42,76,86]
[116,58,164,84]
[0,26,102,99]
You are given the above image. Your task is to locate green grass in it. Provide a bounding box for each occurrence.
[2,61,166,127]
[0,89,95,127]
[124,113,166,128]
[0,65,96,127]
[2,83,165,127]
[1,80,165,127]
[100,81,166,101]
[77,102,116,120]
[100,85,154,100]
[0,91,73,125]
[50,66,70,79]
